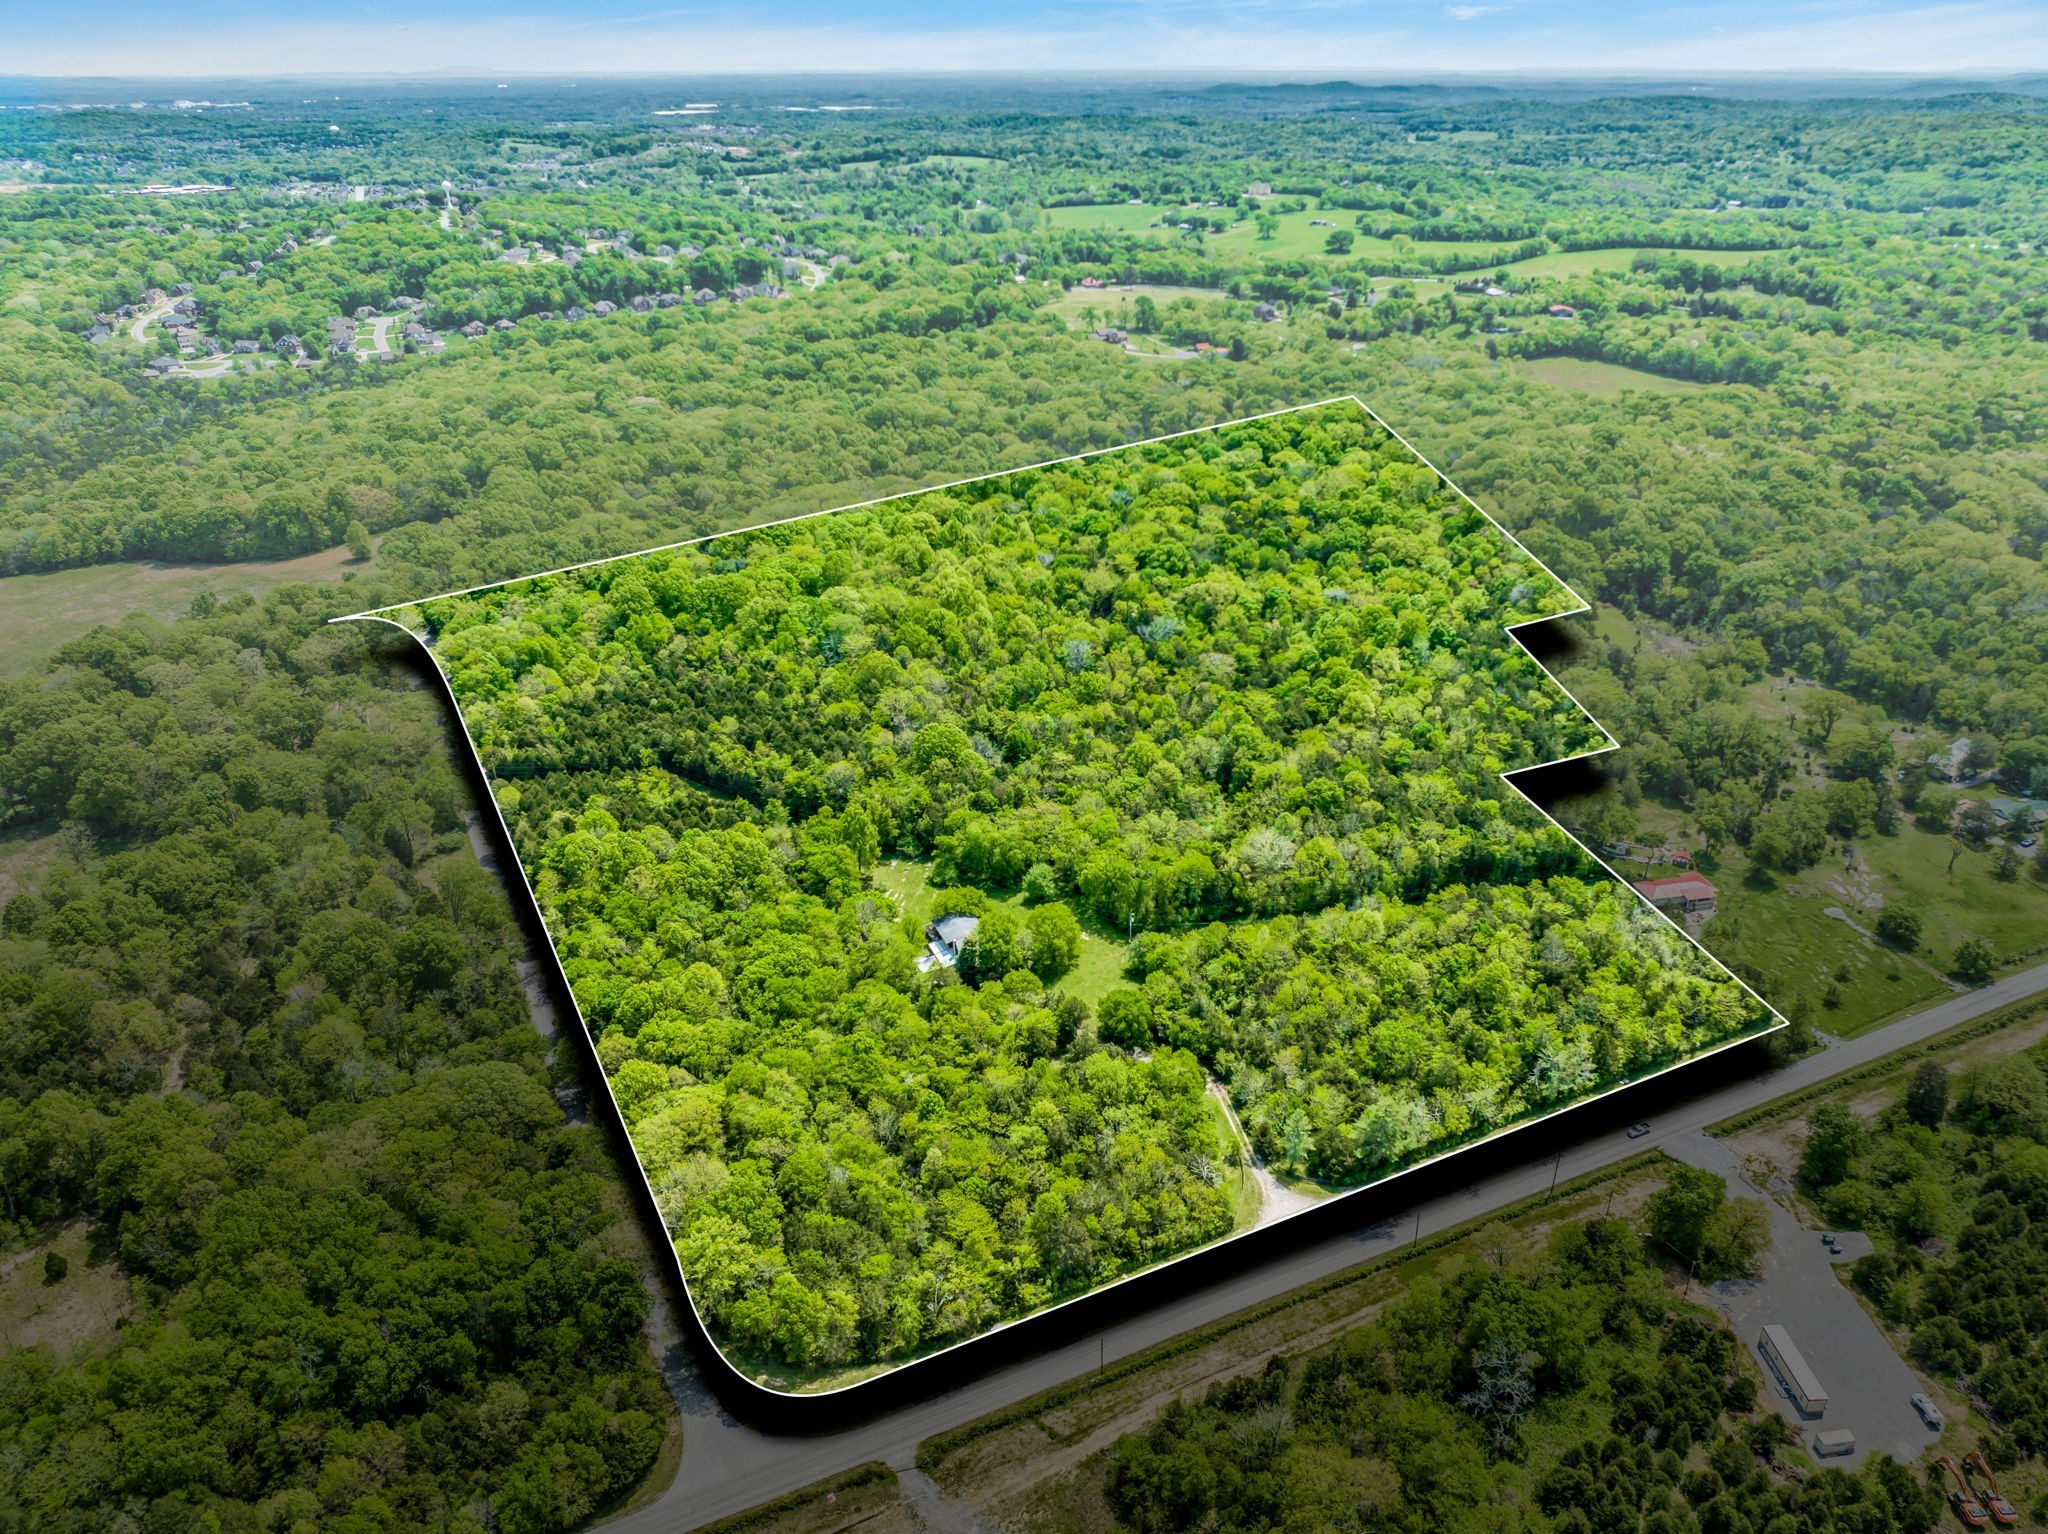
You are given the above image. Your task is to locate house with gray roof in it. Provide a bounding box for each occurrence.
[918,914,980,973]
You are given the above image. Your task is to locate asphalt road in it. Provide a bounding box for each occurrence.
[598,959,2048,1533]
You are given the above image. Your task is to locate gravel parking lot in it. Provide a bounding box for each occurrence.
[1670,1133,1937,1467]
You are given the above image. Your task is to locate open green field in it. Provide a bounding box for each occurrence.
[1855,822,2048,966]
[1516,357,1713,394]
[0,542,368,673]
[1041,202,1171,231]
[1043,282,1228,329]
[1206,212,1505,265]
[1617,792,2047,1037]
[1466,245,1776,280]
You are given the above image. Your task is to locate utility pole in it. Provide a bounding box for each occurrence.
[1099,1337,1105,1375]
[1549,1151,1563,1199]
[1413,1208,1422,1246]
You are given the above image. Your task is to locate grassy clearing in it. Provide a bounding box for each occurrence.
[1854,822,2048,970]
[1203,1095,1263,1230]
[1619,781,2048,1038]
[0,1222,133,1358]
[1041,202,1170,232]
[0,825,62,907]
[0,542,368,673]
[1516,357,1712,395]
[1208,214,1495,265]
[1043,282,1228,329]
[1614,801,1942,1035]
[1469,245,1774,281]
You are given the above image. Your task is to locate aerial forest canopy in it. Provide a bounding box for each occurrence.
[413,401,1771,1379]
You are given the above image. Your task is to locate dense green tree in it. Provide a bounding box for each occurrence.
[1800,1103,1863,1188]
[1953,937,1997,986]
[1903,1060,1949,1128]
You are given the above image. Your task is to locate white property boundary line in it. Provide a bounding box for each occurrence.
[334,396,1785,1402]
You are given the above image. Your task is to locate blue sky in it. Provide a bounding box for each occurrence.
[14,0,2048,77]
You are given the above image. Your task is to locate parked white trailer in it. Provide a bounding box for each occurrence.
[1759,1325,1830,1416]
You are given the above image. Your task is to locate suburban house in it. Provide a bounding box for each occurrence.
[591,300,617,315]
[1247,181,1272,196]
[1631,875,1717,917]
[918,915,980,973]
[232,338,260,353]
[1932,738,1974,781]
[1093,327,1128,343]
[460,320,487,338]
[629,295,655,312]
[83,324,111,345]
[563,306,589,322]
[493,318,518,330]
[1253,302,1279,321]
[1546,303,1578,319]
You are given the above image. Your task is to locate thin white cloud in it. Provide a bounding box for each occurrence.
[10,1,2047,76]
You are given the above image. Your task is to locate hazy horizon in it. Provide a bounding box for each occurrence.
[11,0,2048,81]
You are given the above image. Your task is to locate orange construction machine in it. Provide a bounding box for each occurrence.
[1963,1451,2019,1527]
[1938,1457,1991,1529]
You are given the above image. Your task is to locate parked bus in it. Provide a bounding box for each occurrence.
[1758,1325,1829,1415]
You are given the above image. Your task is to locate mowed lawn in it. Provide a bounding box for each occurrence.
[1044,282,1229,328]
[1206,213,1505,265]
[869,857,1132,1008]
[1041,202,1175,232]
[1463,246,1776,280]
[1515,358,1714,395]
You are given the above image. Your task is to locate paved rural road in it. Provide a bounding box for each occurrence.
[603,960,2048,1532]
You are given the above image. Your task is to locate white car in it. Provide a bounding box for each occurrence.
[1912,1392,1943,1430]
